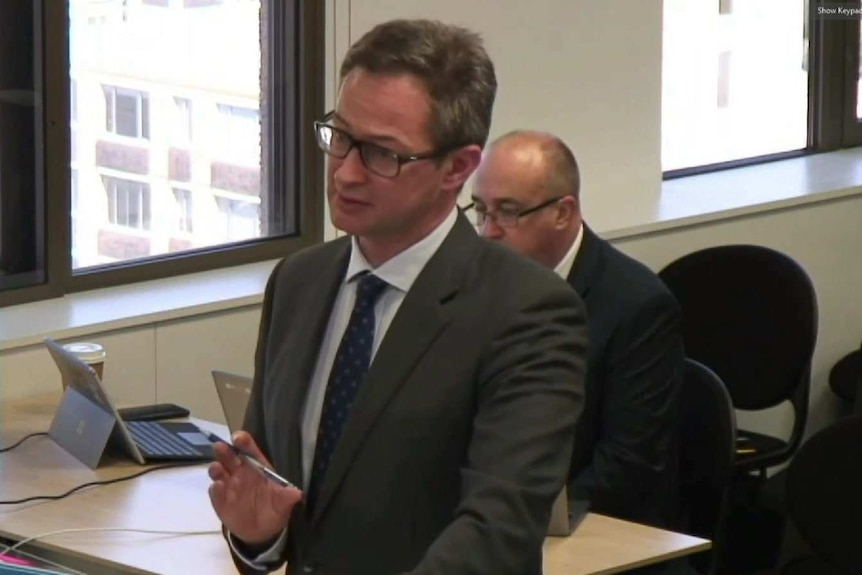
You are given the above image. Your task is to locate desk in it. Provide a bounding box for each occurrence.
[0,395,709,575]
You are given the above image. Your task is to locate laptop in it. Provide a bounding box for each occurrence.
[546,486,590,537]
[212,370,252,434]
[44,338,214,468]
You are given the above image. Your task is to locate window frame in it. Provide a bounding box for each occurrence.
[663,0,862,179]
[104,176,152,231]
[103,85,150,140]
[0,0,325,307]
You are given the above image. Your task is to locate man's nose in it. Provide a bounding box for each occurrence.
[334,147,368,184]
[480,218,504,239]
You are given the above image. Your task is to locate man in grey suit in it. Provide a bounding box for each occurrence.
[208,20,589,575]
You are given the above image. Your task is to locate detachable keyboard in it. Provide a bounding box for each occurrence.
[126,420,203,458]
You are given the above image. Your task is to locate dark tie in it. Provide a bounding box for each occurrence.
[308,272,388,508]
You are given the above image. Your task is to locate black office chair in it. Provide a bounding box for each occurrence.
[678,358,736,575]
[658,244,818,476]
[780,415,862,575]
[828,340,861,416]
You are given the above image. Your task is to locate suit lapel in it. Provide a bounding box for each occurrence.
[283,241,351,489]
[567,224,603,298]
[310,216,477,525]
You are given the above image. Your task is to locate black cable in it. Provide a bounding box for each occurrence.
[0,432,48,453]
[0,461,203,505]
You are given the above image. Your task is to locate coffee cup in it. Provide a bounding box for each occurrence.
[62,342,107,380]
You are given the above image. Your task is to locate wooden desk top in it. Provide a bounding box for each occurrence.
[0,395,709,575]
[0,394,232,575]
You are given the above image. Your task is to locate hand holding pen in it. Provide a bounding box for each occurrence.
[207,430,303,546]
[205,431,297,489]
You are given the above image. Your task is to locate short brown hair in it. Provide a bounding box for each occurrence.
[340,19,497,151]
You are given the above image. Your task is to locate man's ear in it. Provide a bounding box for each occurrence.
[441,145,483,193]
[555,196,580,229]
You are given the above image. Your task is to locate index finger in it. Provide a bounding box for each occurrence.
[211,440,243,474]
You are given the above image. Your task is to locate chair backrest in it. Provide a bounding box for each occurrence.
[678,358,737,575]
[659,245,818,411]
[786,415,862,573]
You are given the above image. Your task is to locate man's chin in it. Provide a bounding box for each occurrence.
[330,212,368,237]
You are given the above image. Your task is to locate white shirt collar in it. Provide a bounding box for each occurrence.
[345,207,459,292]
[553,223,584,280]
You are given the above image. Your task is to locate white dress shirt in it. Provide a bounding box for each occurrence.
[553,223,585,280]
[231,207,459,568]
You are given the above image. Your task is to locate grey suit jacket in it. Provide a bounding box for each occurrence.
[235,214,589,575]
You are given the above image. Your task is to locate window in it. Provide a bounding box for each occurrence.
[70,78,78,123]
[0,1,324,307]
[172,97,192,144]
[216,196,260,241]
[173,188,193,233]
[216,103,260,166]
[103,86,150,139]
[71,170,81,269]
[662,0,809,172]
[0,1,45,296]
[663,1,862,175]
[104,177,152,231]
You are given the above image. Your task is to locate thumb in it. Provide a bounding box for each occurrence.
[270,482,305,522]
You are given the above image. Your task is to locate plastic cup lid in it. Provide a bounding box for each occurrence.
[62,342,106,363]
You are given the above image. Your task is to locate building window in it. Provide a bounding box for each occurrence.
[103,85,150,139]
[216,196,259,242]
[662,0,808,172]
[216,103,260,166]
[1,0,324,306]
[173,188,193,233]
[172,97,192,144]
[663,1,862,175]
[104,176,152,231]
[70,78,78,124]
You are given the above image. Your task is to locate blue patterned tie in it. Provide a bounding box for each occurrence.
[308,272,388,509]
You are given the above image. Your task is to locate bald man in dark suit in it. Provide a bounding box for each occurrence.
[473,131,684,534]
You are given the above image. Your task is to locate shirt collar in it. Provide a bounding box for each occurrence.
[554,223,584,280]
[344,207,459,292]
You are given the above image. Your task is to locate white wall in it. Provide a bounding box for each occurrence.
[0,307,259,426]
[347,0,663,232]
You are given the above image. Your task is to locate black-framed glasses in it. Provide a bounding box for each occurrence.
[465,196,564,228]
[313,111,448,178]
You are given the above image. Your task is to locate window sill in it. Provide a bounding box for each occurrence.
[3,148,862,352]
[0,259,278,352]
[594,148,862,240]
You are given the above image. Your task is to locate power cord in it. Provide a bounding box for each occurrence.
[0,461,202,505]
[0,432,48,453]
[0,527,221,558]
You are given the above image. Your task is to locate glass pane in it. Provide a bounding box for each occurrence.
[70,0,267,270]
[662,0,809,171]
[0,1,45,292]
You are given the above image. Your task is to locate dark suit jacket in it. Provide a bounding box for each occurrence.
[235,214,589,575]
[566,225,683,530]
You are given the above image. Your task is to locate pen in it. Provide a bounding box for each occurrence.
[206,432,298,489]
